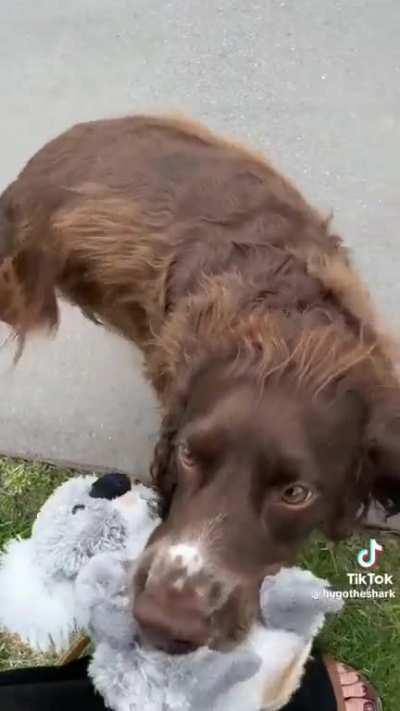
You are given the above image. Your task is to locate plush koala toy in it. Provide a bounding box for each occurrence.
[0,473,160,651]
[0,473,343,711]
[78,555,342,711]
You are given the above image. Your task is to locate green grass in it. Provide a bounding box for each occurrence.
[0,458,399,709]
[301,534,400,710]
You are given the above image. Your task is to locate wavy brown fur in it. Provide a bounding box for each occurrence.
[0,113,399,518]
[146,268,395,406]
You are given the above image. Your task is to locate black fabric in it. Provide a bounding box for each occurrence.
[0,657,109,711]
[283,655,337,711]
[0,653,337,711]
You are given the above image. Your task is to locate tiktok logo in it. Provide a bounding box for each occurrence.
[356,539,384,569]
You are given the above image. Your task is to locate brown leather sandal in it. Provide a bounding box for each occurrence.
[323,655,383,711]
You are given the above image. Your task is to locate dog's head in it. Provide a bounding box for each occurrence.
[133,359,400,654]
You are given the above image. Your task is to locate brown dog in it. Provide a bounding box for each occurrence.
[0,115,399,654]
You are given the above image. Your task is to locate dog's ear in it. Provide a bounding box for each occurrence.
[150,408,183,518]
[367,393,400,517]
[317,386,369,540]
[0,205,13,259]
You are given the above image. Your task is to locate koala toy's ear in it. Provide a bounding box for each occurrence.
[0,538,83,653]
[89,473,131,500]
[260,567,343,642]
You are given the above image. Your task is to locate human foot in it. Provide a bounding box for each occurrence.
[324,657,382,711]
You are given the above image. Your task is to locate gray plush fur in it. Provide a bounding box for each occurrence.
[33,476,128,579]
[260,567,343,640]
[0,476,160,652]
[77,553,343,711]
[0,474,344,709]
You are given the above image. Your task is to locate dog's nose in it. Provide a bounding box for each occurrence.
[134,586,210,654]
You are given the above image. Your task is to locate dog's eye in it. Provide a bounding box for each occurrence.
[177,442,196,469]
[281,484,313,506]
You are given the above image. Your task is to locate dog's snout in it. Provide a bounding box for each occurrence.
[134,586,210,654]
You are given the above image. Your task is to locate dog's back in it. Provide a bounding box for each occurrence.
[0,114,340,353]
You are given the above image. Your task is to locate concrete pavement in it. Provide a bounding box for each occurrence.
[0,0,399,476]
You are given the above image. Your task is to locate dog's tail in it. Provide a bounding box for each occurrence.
[0,189,59,358]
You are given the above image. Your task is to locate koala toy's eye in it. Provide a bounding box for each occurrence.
[72,504,86,514]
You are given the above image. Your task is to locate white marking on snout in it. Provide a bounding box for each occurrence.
[168,543,204,578]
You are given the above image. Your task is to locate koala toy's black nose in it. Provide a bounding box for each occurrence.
[89,473,131,500]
